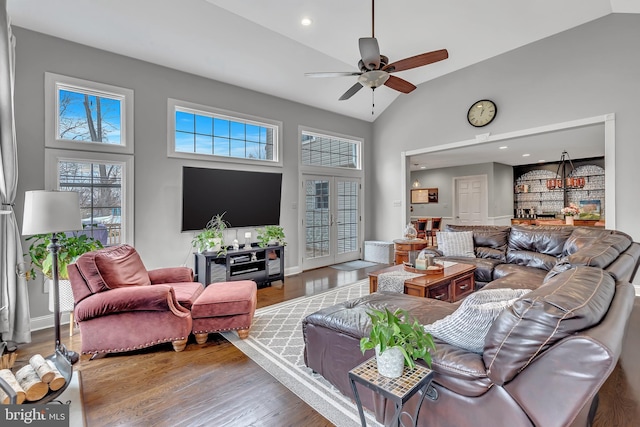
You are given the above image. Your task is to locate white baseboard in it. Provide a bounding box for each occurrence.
[285,266,302,277]
[30,312,71,332]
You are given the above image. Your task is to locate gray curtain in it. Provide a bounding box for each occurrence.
[0,0,30,343]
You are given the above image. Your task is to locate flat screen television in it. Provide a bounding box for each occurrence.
[182,166,282,231]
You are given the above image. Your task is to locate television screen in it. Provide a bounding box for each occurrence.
[182,167,282,231]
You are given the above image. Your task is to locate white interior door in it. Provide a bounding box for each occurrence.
[454,175,487,224]
[302,175,361,270]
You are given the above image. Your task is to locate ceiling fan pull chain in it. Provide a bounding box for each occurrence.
[372,88,375,115]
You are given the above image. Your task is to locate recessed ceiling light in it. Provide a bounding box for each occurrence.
[538,160,545,163]
[301,17,312,26]
[420,166,426,169]
[499,146,508,150]
[522,153,530,157]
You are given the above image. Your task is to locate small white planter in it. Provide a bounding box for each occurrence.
[375,345,405,378]
[206,237,222,252]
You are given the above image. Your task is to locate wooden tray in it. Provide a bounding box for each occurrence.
[404,264,444,275]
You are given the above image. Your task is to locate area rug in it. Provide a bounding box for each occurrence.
[330,260,380,271]
[222,279,382,427]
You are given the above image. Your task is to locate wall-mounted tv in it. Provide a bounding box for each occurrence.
[182,166,282,231]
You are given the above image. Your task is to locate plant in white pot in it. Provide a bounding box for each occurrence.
[256,225,286,248]
[360,308,435,378]
[192,213,229,253]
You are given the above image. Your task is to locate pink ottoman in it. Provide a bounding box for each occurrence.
[191,280,257,343]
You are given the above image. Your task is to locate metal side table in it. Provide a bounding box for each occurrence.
[349,358,435,427]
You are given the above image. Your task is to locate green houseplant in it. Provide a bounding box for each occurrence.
[192,213,229,253]
[360,308,435,377]
[256,225,286,248]
[25,233,104,280]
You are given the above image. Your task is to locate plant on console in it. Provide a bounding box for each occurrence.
[192,213,229,253]
[256,225,286,248]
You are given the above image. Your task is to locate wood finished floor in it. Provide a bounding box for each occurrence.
[12,265,640,427]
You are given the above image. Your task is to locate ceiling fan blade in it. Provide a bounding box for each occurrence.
[359,37,380,70]
[339,82,364,101]
[383,49,449,73]
[384,75,416,94]
[305,71,362,78]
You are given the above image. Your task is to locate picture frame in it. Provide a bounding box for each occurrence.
[579,200,601,219]
[411,188,438,204]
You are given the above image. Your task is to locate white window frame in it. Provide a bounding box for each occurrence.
[167,98,283,167]
[44,72,134,154]
[299,126,363,174]
[44,148,135,246]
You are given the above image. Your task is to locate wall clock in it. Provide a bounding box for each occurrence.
[467,99,497,127]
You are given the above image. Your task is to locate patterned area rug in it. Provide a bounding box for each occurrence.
[222,279,382,427]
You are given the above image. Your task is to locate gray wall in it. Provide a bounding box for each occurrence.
[373,14,640,244]
[410,162,513,219]
[13,28,372,319]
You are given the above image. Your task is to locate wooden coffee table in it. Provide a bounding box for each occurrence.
[368,263,476,303]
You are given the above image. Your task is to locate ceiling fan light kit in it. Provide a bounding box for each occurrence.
[305,0,448,107]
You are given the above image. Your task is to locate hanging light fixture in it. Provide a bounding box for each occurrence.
[412,179,421,188]
[546,150,585,190]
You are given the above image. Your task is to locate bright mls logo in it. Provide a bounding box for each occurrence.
[3,405,68,426]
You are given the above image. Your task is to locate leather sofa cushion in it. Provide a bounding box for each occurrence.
[506,250,558,271]
[545,233,633,281]
[483,266,614,386]
[508,225,573,258]
[562,227,613,255]
[432,256,501,283]
[486,264,548,290]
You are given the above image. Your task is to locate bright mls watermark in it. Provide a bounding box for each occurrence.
[2,405,69,426]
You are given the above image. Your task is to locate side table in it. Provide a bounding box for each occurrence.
[349,358,435,427]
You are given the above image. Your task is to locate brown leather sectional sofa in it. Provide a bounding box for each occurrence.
[302,225,640,427]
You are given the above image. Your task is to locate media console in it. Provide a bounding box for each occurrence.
[194,244,285,288]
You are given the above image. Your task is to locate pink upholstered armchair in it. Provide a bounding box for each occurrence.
[67,245,203,356]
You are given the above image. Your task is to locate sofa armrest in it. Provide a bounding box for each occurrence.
[75,285,190,322]
[148,267,194,284]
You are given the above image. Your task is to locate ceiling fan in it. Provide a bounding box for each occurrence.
[305,0,448,101]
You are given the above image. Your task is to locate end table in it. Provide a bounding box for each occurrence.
[349,358,435,427]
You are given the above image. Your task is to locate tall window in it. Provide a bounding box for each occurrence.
[59,160,123,245]
[169,99,282,165]
[301,131,361,169]
[45,73,134,245]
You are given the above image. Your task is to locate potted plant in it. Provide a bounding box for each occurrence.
[25,232,104,281]
[256,225,286,248]
[360,308,435,378]
[192,213,229,253]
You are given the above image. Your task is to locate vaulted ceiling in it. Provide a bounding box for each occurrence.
[8,0,640,123]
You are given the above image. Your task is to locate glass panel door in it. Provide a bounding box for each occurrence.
[302,175,360,270]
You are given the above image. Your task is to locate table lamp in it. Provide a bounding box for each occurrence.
[22,190,82,364]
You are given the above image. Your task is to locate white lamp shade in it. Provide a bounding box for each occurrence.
[22,190,82,235]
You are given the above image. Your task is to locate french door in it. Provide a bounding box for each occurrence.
[302,175,361,270]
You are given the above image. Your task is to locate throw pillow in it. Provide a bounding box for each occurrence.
[436,231,476,258]
[424,288,531,353]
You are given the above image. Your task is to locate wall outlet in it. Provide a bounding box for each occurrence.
[393,200,402,207]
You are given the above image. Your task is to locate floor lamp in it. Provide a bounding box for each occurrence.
[22,190,82,364]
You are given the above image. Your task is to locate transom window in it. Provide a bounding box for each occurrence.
[301,131,361,169]
[45,72,134,154]
[169,99,281,165]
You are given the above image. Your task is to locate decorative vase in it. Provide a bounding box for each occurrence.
[565,216,574,225]
[206,237,222,252]
[375,345,405,378]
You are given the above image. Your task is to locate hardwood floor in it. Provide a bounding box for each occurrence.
[11,265,640,426]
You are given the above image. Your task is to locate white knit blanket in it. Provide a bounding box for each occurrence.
[377,270,423,293]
